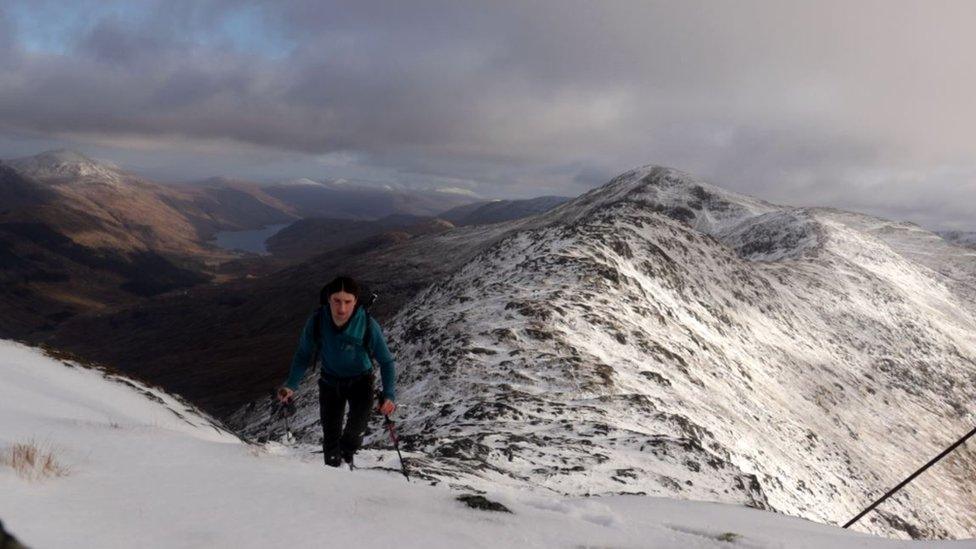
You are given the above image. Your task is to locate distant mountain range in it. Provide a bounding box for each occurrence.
[263,198,572,262]
[265,214,454,262]
[7,150,298,254]
[0,150,307,336]
[438,196,571,226]
[262,177,477,220]
[938,231,976,250]
[2,150,544,337]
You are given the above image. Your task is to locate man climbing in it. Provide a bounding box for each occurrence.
[277,276,397,468]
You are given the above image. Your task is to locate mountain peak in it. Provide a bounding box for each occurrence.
[19,149,115,169]
[37,148,96,163]
[8,149,123,183]
[544,165,781,238]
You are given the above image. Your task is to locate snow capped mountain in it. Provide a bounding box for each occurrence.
[6,339,948,549]
[233,166,976,540]
[8,149,126,186]
[5,149,209,254]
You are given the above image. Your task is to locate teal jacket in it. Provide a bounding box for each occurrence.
[284,306,396,401]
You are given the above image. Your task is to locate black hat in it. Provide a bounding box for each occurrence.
[320,276,361,305]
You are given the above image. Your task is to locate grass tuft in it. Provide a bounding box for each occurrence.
[0,439,71,481]
[716,532,741,542]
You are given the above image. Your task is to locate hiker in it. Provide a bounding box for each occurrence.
[277,276,397,467]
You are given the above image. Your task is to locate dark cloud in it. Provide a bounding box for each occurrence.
[0,1,974,229]
[0,6,16,62]
[78,17,171,65]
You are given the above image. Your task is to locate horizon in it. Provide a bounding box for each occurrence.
[1,1,975,230]
[4,146,973,234]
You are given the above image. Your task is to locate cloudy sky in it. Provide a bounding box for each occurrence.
[1,0,974,229]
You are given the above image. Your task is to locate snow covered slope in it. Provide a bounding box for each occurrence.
[2,339,971,548]
[825,213,976,309]
[232,166,976,540]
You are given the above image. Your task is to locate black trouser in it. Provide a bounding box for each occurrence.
[318,372,374,463]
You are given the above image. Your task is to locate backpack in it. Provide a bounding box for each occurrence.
[311,292,378,367]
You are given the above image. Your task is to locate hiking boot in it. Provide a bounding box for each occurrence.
[324,452,342,468]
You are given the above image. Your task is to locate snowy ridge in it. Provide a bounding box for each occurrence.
[6,339,964,548]
[536,166,822,261]
[234,166,976,540]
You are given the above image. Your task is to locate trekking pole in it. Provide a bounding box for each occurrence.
[272,395,297,444]
[376,390,409,481]
[384,415,410,481]
[844,424,976,529]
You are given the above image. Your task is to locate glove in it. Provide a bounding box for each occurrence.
[378,399,396,416]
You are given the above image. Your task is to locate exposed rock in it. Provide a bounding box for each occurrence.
[456,494,513,513]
